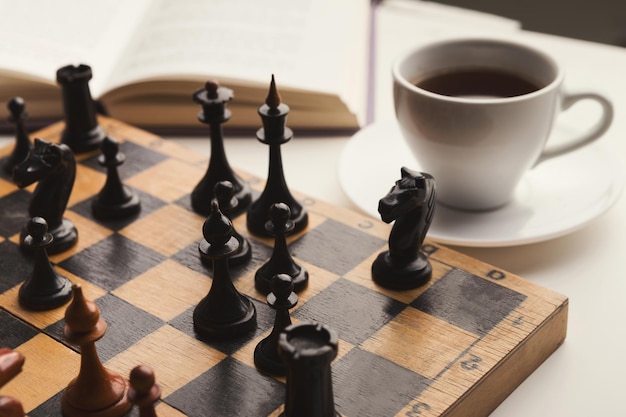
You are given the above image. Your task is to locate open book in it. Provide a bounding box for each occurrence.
[0,0,370,133]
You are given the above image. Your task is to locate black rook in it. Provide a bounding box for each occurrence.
[56,64,106,153]
[279,322,340,417]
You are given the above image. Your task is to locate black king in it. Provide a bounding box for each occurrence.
[247,75,309,236]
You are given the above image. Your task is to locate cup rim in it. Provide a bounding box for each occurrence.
[392,37,564,104]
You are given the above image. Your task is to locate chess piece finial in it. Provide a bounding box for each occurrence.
[209,181,252,265]
[190,80,251,217]
[56,64,106,153]
[92,136,141,219]
[255,203,308,294]
[7,96,25,119]
[278,322,341,417]
[205,80,220,99]
[202,200,237,251]
[3,96,32,176]
[62,284,131,417]
[193,79,233,120]
[129,365,161,417]
[254,273,298,375]
[13,138,78,254]
[371,167,436,290]
[246,76,308,236]
[194,199,257,339]
[64,284,105,341]
[265,74,282,112]
[18,217,73,310]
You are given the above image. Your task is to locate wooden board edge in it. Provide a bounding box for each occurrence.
[445,298,569,417]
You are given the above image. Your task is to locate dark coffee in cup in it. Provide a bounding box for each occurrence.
[415,69,541,98]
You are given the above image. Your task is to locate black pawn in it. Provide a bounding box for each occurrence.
[191,80,251,216]
[279,322,341,417]
[3,97,32,176]
[56,64,106,153]
[194,200,256,339]
[91,137,141,219]
[128,365,161,417]
[255,203,308,295]
[254,274,298,375]
[246,75,308,237]
[211,180,251,266]
[18,217,72,310]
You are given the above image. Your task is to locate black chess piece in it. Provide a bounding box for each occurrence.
[91,136,141,219]
[371,167,436,290]
[191,80,251,216]
[0,348,25,417]
[279,322,341,417]
[255,202,308,294]
[194,200,257,339]
[18,217,72,311]
[13,138,78,254]
[128,365,161,417]
[61,284,132,417]
[3,97,32,176]
[206,180,251,266]
[254,274,298,375]
[246,75,308,237]
[56,64,106,153]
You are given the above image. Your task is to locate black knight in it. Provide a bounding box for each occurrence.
[371,167,436,290]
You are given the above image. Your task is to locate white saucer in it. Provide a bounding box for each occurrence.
[338,121,624,247]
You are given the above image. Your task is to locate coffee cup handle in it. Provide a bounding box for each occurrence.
[535,92,613,166]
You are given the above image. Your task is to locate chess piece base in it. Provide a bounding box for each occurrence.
[61,125,106,154]
[193,295,257,339]
[61,375,131,417]
[371,251,432,290]
[200,234,252,267]
[254,338,287,376]
[91,192,141,220]
[18,277,72,311]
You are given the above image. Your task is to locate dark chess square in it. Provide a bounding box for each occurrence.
[294,277,406,345]
[80,140,169,180]
[0,240,31,293]
[290,218,386,276]
[58,233,166,291]
[0,189,30,237]
[412,268,527,335]
[334,348,431,417]
[166,356,285,416]
[0,309,39,349]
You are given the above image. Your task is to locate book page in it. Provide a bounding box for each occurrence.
[103,0,370,121]
[0,0,152,94]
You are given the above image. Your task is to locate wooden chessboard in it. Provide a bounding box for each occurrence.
[0,118,568,417]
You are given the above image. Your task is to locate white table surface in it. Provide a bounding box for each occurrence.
[2,10,625,417]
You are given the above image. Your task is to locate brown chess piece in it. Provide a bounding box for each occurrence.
[128,365,161,417]
[0,348,25,417]
[61,284,131,417]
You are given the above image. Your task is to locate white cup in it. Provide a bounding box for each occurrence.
[393,38,613,211]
